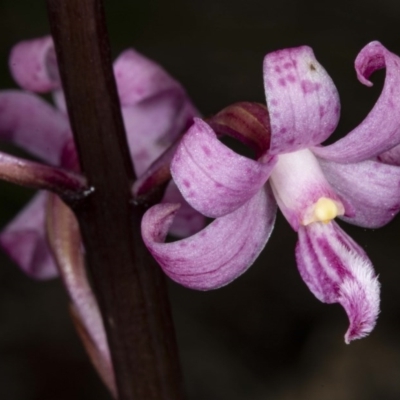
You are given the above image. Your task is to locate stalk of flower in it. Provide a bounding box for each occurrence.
[142,41,400,343]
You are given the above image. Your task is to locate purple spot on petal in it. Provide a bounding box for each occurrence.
[274,66,282,73]
[301,80,315,94]
[278,78,286,87]
[215,182,222,188]
[287,74,296,83]
[270,99,278,106]
[266,79,274,89]
[135,87,145,96]
[301,80,321,94]
[280,127,287,134]
[202,145,211,156]
[319,106,325,117]
[183,179,191,188]
[283,62,293,69]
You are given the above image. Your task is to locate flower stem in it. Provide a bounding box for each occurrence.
[45,1,184,399]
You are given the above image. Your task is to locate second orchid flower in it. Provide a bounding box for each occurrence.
[142,41,400,343]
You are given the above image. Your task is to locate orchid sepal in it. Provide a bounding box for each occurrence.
[263,45,340,155]
[171,118,277,218]
[9,36,60,93]
[313,41,400,163]
[319,157,400,228]
[141,186,277,290]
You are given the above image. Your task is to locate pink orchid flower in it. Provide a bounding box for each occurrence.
[142,41,400,343]
[1,36,201,280]
[0,36,202,394]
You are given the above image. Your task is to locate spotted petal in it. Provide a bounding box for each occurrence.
[171,118,276,218]
[314,41,400,162]
[296,221,380,343]
[141,186,276,290]
[318,157,400,228]
[263,45,340,155]
[0,192,58,279]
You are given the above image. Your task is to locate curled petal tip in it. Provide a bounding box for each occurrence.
[355,41,385,87]
[142,203,181,242]
[142,187,276,290]
[9,36,60,92]
[315,41,400,162]
[162,182,206,238]
[296,222,380,343]
[171,118,276,218]
[342,273,380,344]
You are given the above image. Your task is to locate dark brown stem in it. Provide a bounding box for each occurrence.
[46,1,184,399]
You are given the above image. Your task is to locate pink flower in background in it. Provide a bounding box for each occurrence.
[142,42,400,343]
[1,36,201,279]
[0,36,202,394]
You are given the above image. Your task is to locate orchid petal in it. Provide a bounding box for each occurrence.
[171,118,276,218]
[318,157,400,228]
[8,36,66,113]
[142,186,276,290]
[116,49,198,176]
[123,91,195,176]
[9,36,60,93]
[0,192,58,279]
[314,41,400,162]
[113,49,195,108]
[162,181,206,237]
[296,221,380,343]
[0,91,70,164]
[263,46,340,155]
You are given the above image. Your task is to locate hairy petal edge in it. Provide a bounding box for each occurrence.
[296,221,380,343]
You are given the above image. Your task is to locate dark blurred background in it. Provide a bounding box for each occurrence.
[1,0,400,399]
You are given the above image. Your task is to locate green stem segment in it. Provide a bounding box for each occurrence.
[45,1,184,399]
